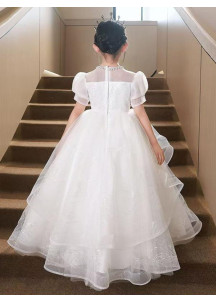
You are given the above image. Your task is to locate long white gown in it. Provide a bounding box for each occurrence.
[7,64,202,291]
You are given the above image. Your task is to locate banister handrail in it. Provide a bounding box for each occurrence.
[175,7,216,63]
[0,7,32,39]
[0,8,65,40]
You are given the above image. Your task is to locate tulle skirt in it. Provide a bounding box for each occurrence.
[7,108,202,291]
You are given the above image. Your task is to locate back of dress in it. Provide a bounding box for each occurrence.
[7,62,202,292]
[71,65,149,112]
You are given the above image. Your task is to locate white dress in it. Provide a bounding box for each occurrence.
[7,65,202,291]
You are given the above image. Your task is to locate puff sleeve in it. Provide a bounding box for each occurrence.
[130,71,148,108]
[72,72,89,106]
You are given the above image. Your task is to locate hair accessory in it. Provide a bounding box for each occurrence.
[94,12,126,32]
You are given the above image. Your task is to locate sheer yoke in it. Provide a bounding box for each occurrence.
[72,65,149,111]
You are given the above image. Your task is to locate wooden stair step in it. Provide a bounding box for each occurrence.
[19,119,181,126]
[37,76,169,91]
[10,140,58,148]
[24,103,178,122]
[1,139,191,167]
[0,162,194,177]
[8,139,188,150]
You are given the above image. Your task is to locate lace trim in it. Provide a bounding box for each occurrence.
[96,65,124,71]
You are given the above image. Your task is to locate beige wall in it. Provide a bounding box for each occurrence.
[167,7,201,170]
[40,7,62,75]
[155,8,168,76]
[199,49,216,224]
[65,22,157,76]
[166,7,216,224]
[0,7,65,160]
[58,7,158,75]
[57,7,112,20]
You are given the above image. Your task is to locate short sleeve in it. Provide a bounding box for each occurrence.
[72,72,89,106]
[130,71,148,108]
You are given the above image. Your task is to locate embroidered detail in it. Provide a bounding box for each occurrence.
[96,65,124,71]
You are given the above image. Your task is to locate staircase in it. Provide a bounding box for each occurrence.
[0,75,216,294]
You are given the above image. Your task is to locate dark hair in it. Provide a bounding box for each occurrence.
[94,20,127,57]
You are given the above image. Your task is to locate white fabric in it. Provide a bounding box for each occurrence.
[130,71,148,107]
[7,65,202,291]
[72,66,148,108]
[72,72,90,106]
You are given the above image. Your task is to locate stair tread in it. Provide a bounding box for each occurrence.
[152,121,181,126]
[28,102,175,108]
[0,191,28,199]
[36,88,71,92]
[0,162,196,178]
[29,103,75,107]
[42,76,161,80]
[0,199,27,209]
[0,162,44,174]
[9,139,187,149]
[169,140,188,149]
[171,165,197,178]
[20,120,67,125]
[20,119,181,126]
[35,88,170,93]
[11,138,59,143]
[42,76,162,80]
[147,89,170,93]
[10,140,58,147]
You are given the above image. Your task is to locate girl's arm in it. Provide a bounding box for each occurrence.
[61,102,86,138]
[133,104,165,165]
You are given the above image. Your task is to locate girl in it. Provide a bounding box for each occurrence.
[7,16,202,291]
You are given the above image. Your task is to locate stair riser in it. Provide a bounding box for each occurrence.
[2,146,192,166]
[14,124,184,141]
[146,78,169,90]
[23,106,178,122]
[14,124,65,140]
[181,178,197,196]
[147,93,172,105]
[169,149,193,166]
[147,107,178,121]
[37,77,169,90]
[30,90,172,105]
[37,77,73,90]
[0,174,36,192]
[2,147,54,164]
[0,208,26,228]
[0,173,197,196]
[31,90,75,104]
[154,125,184,141]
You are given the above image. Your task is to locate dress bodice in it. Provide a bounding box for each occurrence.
[72,65,149,112]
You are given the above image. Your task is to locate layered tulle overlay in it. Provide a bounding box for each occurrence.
[7,108,202,291]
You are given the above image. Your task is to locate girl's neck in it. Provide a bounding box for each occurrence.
[100,61,120,67]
